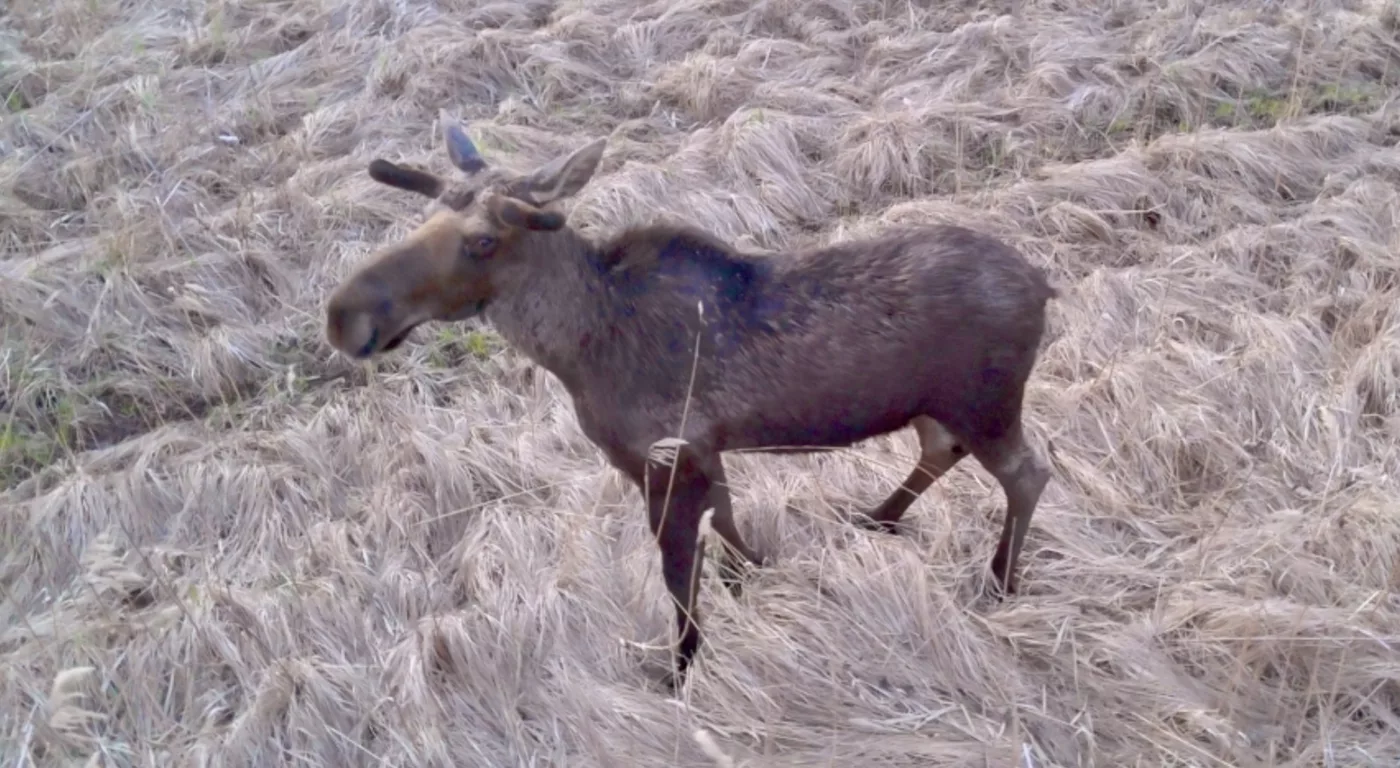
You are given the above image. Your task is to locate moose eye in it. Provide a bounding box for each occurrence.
[463,235,496,258]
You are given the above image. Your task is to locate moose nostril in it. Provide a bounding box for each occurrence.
[357,325,380,358]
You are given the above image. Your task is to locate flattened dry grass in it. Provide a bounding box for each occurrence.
[4,0,1400,764]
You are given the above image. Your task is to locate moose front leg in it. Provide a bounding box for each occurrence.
[644,439,713,691]
[699,453,766,597]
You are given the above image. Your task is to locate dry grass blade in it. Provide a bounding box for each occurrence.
[5,0,1400,765]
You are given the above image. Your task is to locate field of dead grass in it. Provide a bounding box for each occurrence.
[5,0,1400,764]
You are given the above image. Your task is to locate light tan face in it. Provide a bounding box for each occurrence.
[324,207,511,359]
[323,121,606,360]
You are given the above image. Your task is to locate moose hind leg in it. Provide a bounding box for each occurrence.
[644,440,713,689]
[973,422,1050,598]
[859,416,968,534]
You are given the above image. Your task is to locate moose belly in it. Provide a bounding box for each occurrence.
[721,396,921,454]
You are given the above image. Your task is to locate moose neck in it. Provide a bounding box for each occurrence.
[482,227,611,391]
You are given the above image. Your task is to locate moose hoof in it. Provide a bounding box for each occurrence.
[985,570,1017,602]
[640,657,688,695]
[717,549,768,598]
[854,513,904,536]
[718,567,749,598]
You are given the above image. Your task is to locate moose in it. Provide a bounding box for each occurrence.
[324,120,1057,689]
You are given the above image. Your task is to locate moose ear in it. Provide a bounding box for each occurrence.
[368,159,444,198]
[443,122,488,175]
[521,136,607,206]
[487,194,566,231]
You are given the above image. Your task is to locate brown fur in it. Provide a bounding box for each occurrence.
[325,121,1058,690]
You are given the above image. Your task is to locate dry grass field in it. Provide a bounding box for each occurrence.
[4,0,1400,764]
